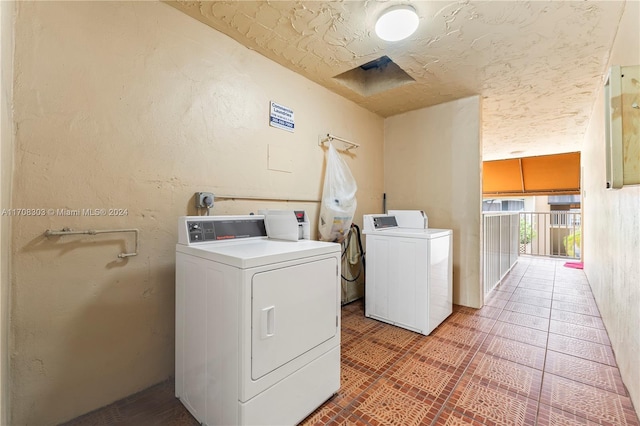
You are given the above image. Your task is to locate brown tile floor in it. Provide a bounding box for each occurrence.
[63,257,640,426]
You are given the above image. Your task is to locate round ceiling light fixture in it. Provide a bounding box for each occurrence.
[375,5,419,42]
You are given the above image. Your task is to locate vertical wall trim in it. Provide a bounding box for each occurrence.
[0,1,16,424]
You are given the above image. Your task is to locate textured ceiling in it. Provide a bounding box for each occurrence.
[167,1,626,160]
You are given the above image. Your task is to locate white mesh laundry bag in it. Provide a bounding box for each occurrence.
[318,143,357,243]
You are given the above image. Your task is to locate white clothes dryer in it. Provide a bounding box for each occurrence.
[175,215,341,426]
[363,213,453,335]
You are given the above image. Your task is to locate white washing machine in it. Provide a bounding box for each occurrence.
[175,215,341,426]
[363,212,453,335]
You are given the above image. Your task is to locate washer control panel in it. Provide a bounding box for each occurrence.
[372,216,398,230]
[179,216,267,244]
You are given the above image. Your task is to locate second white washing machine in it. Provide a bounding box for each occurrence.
[175,215,341,426]
[363,211,453,335]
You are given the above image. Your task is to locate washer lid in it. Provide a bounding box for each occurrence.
[176,238,340,268]
[369,228,452,239]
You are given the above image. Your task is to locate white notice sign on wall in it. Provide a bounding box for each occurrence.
[269,101,294,132]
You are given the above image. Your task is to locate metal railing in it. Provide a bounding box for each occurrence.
[519,212,581,259]
[483,213,519,295]
[483,210,582,296]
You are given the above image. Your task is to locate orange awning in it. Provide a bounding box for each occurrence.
[483,152,580,196]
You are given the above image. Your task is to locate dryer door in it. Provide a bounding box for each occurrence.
[251,257,338,380]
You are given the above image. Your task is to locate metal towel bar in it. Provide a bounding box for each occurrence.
[44,228,139,258]
[318,133,360,151]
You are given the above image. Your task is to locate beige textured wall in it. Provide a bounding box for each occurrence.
[582,0,640,417]
[10,2,383,424]
[383,96,483,308]
[1,1,15,424]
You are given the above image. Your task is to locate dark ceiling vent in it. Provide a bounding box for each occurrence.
[360,55,393,71]
[333,55,415,97]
